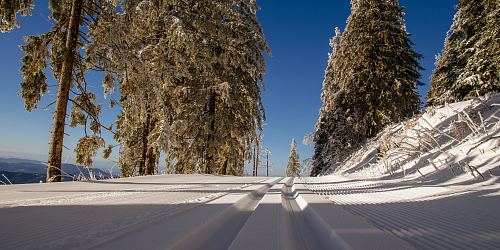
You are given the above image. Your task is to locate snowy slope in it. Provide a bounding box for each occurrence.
[331,94,500,180]
[303,94,500,249]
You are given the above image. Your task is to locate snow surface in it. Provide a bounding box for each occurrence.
[1,96,499,250]
[1,174,413,250]
[304,94,500,249]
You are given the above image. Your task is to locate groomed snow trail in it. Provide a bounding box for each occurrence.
[304,175,500,250]
[0,174,413,250]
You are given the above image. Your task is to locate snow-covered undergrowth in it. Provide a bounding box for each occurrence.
[329,93,500,182]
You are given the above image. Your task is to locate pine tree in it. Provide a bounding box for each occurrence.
[17,0,117,182]
[311,0,423,176]
[151,0,271,176]
[0,0,34,32]
[426,11,464,106]
[91,0,270,177]
[338,0,423,138]
[286,138,301,177]
[427,0,500,105]
[311,28,353,176]
[455,0,500,98]
[87,0,177,177]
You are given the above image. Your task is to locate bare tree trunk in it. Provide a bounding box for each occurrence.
[255,142,259,177]
[139,130,147,175]
[266,151,269,177]
[221,157,228,175]
[46,0,83,182]
[145,115,157,175]
[252,142,256,176]
[204,92,216,174]
[145,146,156,175]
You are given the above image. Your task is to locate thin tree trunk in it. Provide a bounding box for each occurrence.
[205,92,216,174]
[255,142,259,177]
[139,129,147,175]
[252,142,256,176]
[145,115,157,175]
[266,151,269,177]
[46,0,83,182]
[221,157,228,175]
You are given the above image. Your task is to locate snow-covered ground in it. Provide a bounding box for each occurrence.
[1,174,413,250]
[1,95,499,250]
[303,94,500,249]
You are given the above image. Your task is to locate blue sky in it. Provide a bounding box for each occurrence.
[0,0,459,176]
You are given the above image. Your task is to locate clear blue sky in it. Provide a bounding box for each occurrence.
[0,0,458,176]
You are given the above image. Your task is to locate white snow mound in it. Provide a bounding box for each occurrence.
[328,93,500,183]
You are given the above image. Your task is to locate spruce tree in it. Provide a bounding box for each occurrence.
[16,0,117,181]
[92,0,270,176]
[455,0,500,99]
[312,0,423,176]
[155,0,270,176]
[286,138,301,177]
[427,0,500,105]
[312,28,353,176]
[338,0,423,138]
[426,10,464,106]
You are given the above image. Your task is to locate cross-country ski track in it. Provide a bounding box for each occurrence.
[1,174,499,249]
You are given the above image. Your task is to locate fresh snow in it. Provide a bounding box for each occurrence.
[1,96,499,250]
[304,94,500,249]
[1,175,413,250]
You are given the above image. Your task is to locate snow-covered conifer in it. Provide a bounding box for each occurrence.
[151,1,271,175]
[18,0,118,181]
[91,0,270,176]
[337,0,423,138]
[311,28,349,176]
[311,0,423,176]
[426,11,463,106]
[286,138,301,177]
[0,0,34,32]
[427,0,500,105]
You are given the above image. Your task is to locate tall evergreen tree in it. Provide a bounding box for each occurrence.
[16,0,117,181]
[311,28,353,176]
[91,0,270,176]
[338,0,423,138]
[426,10,464,106]
[311,0,423,176]
[286,138,301,177]
[427,0,500,105]
[154,0,271,176]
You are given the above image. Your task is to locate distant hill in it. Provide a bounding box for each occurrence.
[0,157,116,183]
[0,171,45,184]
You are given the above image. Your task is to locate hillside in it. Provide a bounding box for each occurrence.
[0,171,45,184]
[0,157,115,183]
[328,93,500,180]
[301,94,500,249]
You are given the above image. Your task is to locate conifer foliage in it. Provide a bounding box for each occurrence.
[0,0,34,32]
[311,0,423,176]
[427,0,500,106]
[14,0,117,182]
[86,0,271,177]
[286,138,301,177]
[4,0,270,180]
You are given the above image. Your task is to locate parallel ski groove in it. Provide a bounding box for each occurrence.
[304,176,500,250]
